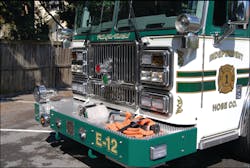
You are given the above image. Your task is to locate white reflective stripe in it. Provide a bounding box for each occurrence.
[15,100,35,103]
[0,128,52,133]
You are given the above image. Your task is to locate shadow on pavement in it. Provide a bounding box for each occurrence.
[164,139,249,168]
[45,132,249,168]
[46,132,122,168]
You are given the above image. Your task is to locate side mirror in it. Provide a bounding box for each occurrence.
[58,28,73,39]
[228,1,249,27]
[58,28,73,48]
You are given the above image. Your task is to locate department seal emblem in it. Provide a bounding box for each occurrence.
[218,64,235,93]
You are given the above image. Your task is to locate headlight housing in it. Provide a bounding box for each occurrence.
[140,92,172,115]
[140,48,172,89]
[71,49,88,75]
[72,82,86,95]
[71,64,83,73]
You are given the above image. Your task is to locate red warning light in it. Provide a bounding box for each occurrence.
[95,64,101,74]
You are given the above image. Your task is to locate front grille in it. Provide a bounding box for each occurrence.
[91,83,136,106]
[89,42,137,83]
[88,42,137,106]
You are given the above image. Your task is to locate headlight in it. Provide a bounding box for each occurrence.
[72,83,86,94]
[175,14,201,33]
[141,53,152,65]
[152,98,164,110]
[141,51,168,68]
[141,71,151,81]
[71,64,83,73]
[141,70,168,85]
[141,95,152,107]
[72,50,85,61]
[151,72,163,83]
[140,92,171,114]
[76,52,83,60]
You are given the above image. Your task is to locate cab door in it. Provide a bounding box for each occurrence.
[198,1,250,138]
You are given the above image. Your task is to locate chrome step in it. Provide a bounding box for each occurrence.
[199,130,239,150]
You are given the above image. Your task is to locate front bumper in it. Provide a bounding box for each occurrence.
[35,98,197,167]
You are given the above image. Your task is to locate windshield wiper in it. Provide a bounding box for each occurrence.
[84,1,92,46]
[99,0,104,26]
[128,0,142,45]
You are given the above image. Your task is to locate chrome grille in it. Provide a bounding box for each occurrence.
[89,42,136,83]
[90,83,136,106]
[88,42,137,106]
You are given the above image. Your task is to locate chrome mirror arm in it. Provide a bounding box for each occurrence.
[213,24,236,46]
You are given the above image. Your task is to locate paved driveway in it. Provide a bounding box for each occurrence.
[1,91,249,168]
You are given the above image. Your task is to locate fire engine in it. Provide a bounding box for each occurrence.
[34,1,250,167]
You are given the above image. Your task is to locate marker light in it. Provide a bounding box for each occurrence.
[95,64,101,74]
[102,74,111,85]
[150,144,167,160]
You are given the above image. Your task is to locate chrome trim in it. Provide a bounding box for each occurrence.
[201,1,209,35]
[87,42,137,107]
[175,14,201,33]
[89,42,136,83]
[199,130,239,150]
[239,82,250,137]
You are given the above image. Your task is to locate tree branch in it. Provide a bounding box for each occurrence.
[38,1,64,29]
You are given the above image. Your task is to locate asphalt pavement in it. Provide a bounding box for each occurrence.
[0,91,249,168]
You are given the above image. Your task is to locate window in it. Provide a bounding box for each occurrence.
[213,0,227,27]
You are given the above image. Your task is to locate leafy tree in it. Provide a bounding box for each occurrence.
[0,0,78,40]
[0,1,35,40]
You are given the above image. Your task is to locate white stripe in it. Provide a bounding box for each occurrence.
[15,100,35,103]
[0,128,52,133]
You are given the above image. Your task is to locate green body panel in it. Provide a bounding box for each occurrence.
[237,77,249,87]
[73,29,177,42]
[177,70,217,78]
[177,81,216,93]
[237,68,250,75]
[50,110,197,167]
[34,103,40,122]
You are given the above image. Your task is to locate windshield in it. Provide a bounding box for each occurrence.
[117,1,204,31]
[74,0,115,35]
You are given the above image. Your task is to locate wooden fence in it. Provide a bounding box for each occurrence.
[0,40,72,95]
